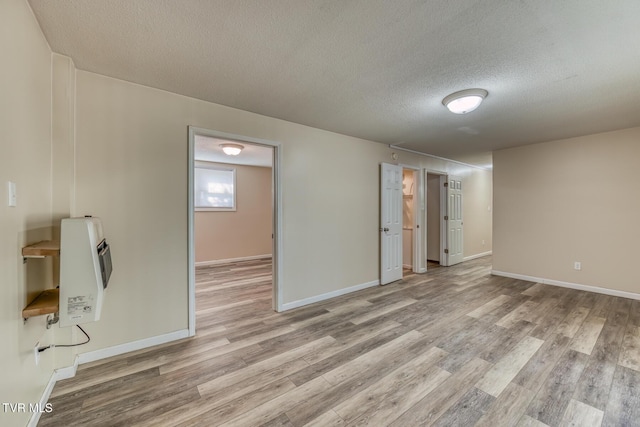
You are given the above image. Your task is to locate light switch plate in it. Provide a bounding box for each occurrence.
[8,181,16,207]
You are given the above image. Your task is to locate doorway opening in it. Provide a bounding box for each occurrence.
[382,163,465,281]
[426,172,443,268]
[380,163,424,285]
[424,171,464,268]
[402,168,416,277]
[188,127,282,336]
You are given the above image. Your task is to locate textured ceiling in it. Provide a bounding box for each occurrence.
[29,0,640,167]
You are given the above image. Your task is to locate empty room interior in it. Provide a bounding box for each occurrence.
[2,1,640,426]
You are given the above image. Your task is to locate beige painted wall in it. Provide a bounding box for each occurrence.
[70,69,493,354]
[51,53,78,369]
[463,167,493,257]
[0,1,56,425]
[195,163,272,263]
[493,127,640,294]
[1,4,494,410]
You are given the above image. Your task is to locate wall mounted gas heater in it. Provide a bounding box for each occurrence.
[59,217,112,327]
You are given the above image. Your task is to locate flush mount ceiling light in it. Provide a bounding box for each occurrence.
[442,88,488,114]
[220,143,244,156]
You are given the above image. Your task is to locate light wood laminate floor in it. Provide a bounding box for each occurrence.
[40,257,640,426]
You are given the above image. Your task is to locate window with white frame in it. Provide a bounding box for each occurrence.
[194,163,236,211]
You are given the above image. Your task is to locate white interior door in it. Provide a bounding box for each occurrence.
[380,163,403,284]
[446,176,464,266]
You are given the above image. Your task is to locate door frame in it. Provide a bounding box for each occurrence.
[399,164,425,274]
[424,169,449,268]
[187,126,283,337]
[430,172,464,267]
[439,174,449,266]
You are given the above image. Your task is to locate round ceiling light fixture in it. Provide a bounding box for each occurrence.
[442,88,488,114]
[220,143,244,156]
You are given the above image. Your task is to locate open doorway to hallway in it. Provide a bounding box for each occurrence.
[426,172,442,267]
[402,168,416,278]
[401,168,448,277]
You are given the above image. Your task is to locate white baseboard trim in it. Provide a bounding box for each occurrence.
[195,254,272,267]
[403,264,412,269]
[491,270,640,301]
[32,329,188,425]
[463,251,493,262]
[29,354,80,426]
[281,279,380,311]
[54,355,80,381]
[78,329,190,364]
[27,372,57,427]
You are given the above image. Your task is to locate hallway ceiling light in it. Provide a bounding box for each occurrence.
[442,89,488,114]
[220,143,244,156]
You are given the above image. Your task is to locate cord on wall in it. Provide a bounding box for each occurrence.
[38,325,91,354]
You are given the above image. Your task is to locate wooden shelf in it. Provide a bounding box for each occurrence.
[22,289,59,318]
[22,240,60,257]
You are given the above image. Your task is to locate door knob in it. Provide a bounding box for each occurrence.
[379,227,389,232]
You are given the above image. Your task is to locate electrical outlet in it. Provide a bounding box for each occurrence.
[482,240,485,245]
[34,342,40,366]
[574,262,582,271]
